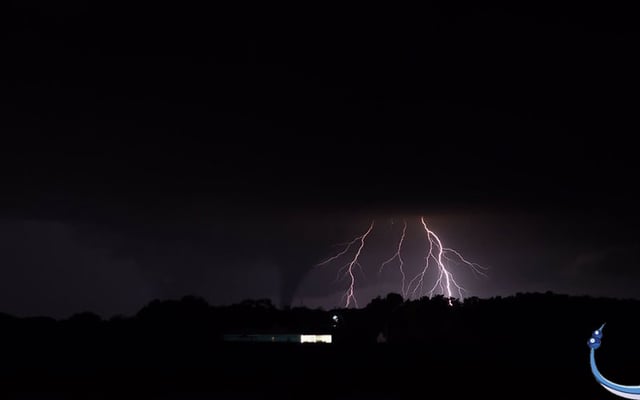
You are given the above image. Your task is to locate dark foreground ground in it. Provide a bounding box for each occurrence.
[0,340,604,400]
[2,293,638,399]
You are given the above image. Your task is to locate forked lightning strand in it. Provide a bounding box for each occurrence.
[379,220,408,297]
[317,221,375,308]
[318,216,486,308]
[407,217,462,306]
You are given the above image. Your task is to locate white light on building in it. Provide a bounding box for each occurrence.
[300,334,332,343]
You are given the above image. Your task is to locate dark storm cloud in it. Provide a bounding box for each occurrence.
[1,5,636,214]
[1,206,640,317]
[569,245,640,276]
[0,212,328,316]
[1,3,640,316]
[0,219,154,318]
[63,209,360,311]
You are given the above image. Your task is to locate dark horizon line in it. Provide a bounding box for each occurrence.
[1,290,636,321]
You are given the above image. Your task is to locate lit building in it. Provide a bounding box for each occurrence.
[223,333,331,343]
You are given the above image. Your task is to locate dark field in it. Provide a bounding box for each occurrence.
[2,293,637,399]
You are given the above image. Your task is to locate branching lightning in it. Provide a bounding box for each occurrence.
[379,219,408,297]
[317,221,375,308]
[317,216,487,308]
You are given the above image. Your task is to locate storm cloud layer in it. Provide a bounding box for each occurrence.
[1,3,640,317]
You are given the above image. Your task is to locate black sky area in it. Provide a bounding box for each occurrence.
[1,2,640,318]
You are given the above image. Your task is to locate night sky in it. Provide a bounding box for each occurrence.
[1,2,640,318]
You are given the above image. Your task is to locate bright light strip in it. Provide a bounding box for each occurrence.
[300,334,332,343]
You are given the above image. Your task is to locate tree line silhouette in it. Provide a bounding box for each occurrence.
[3,292,640,398]
[2,291,640,345]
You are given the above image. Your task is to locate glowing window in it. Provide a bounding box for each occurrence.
[300,334,332,343]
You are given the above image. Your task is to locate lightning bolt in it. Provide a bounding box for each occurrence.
[407,217,487,306]
[379,219,408,297]
[317,221,375,308]
[317,217,486,308]
[421,216,463,306]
